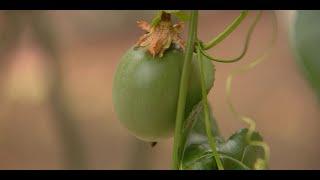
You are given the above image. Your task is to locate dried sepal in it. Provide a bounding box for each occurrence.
[135,12,185,58]
[137,20,151,32]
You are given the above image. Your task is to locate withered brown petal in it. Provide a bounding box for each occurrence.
[137,20,151,32]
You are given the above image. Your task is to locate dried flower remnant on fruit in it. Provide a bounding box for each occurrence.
[135,12,185,58]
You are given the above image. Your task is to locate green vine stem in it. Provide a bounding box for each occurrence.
[200,11,262,63]
[225,10,278,168]
[172,10,198,170]
[196,42,224,170]
[201,10,248,50]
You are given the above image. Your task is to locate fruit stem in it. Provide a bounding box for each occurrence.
[172,10,198,170]
[202,10,248,50]
[196,43,224,170]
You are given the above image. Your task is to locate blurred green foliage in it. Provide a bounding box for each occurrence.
[292,11,320,102]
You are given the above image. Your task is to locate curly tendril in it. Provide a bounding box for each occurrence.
[225,10,278,169]
[200,11,262,63]
[202,10,249,50]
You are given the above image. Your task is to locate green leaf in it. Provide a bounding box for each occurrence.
[185,54,215,114]
[180,102,223,170]
[181,104,267,170]
[220,155,250,170]
[182,147,251,170]
[182,146,215,170]
[186,103,220,138]
[182,102,221,148]
[218,128,265,169]
[291,11,320,101]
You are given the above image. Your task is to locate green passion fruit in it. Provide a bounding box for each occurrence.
[112,46,214,142]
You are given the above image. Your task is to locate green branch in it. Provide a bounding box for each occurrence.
[172,10,198,170]
[196,43,224,170]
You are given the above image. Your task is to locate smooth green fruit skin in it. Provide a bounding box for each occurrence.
[112,47,214,142]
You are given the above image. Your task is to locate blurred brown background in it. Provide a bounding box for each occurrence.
[0,10,318,170]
